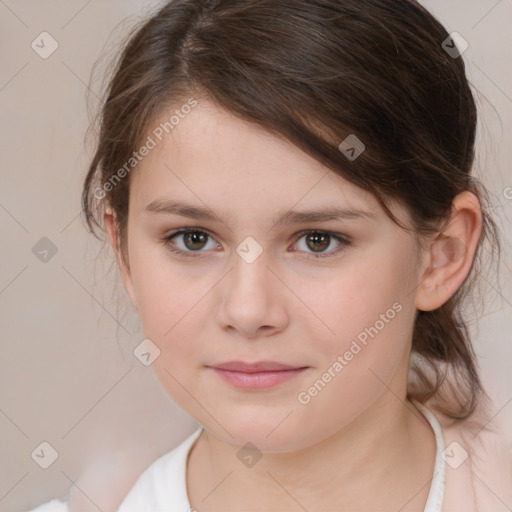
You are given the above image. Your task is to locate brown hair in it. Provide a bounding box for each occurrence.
[82,0,501,421]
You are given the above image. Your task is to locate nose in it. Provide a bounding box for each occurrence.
[215,243,289,339]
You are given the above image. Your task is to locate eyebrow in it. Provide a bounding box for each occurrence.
[144,199,375,230]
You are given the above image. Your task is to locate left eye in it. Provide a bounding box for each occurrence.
[161,229,350,258]
[293,230,349,257]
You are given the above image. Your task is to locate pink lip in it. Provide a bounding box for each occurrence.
[210,360,304,372]
[207,361,308,390]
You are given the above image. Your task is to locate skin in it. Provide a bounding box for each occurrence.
[104,97,482,511]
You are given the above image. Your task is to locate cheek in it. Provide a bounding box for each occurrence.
[309,252,411,348]
[301,251,416,395]
[130,249,211,417]
[290,272,415,441]
[128,243,207,356]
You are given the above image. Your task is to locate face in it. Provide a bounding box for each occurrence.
[114,98,425,452]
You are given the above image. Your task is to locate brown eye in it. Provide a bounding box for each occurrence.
[293,230,350,258]
[305,232,330,252]
[162,229,218,257]
[182,231,209,251]
[161,228,350,259]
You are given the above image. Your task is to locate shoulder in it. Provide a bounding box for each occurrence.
[26,498,68,512]
[429,401,512,511]
[117,427,203,511]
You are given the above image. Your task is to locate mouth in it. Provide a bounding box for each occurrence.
[206,361,309,390]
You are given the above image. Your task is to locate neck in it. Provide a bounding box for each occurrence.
[187,394,437,511]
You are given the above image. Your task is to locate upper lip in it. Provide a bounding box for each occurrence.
[208,361,307,373]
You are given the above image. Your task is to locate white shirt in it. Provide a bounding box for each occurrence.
[28,404,446,512]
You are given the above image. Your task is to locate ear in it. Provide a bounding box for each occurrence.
[415,191,482,311]
[104,208,138,312]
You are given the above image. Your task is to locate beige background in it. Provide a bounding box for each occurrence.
[0,1,511,510]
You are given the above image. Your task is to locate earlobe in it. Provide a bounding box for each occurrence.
[103,209,139,312]
[414,191,482,312]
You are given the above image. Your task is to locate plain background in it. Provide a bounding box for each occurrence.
[0,1,511,510]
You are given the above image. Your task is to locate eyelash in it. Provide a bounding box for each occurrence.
[159,228,351,259]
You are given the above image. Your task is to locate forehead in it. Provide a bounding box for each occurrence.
[129,99,381,217]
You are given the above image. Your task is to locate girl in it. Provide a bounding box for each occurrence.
[31,0,512,510]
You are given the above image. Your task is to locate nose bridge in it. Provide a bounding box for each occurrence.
[230,234,273,293]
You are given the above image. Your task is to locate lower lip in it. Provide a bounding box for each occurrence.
[210,367,307,390]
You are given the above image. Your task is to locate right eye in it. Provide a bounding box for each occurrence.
[161,228,219,257]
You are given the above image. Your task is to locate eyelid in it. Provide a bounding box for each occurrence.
[161,227,351,258]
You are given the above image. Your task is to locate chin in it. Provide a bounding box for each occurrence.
[206,413,314,453]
